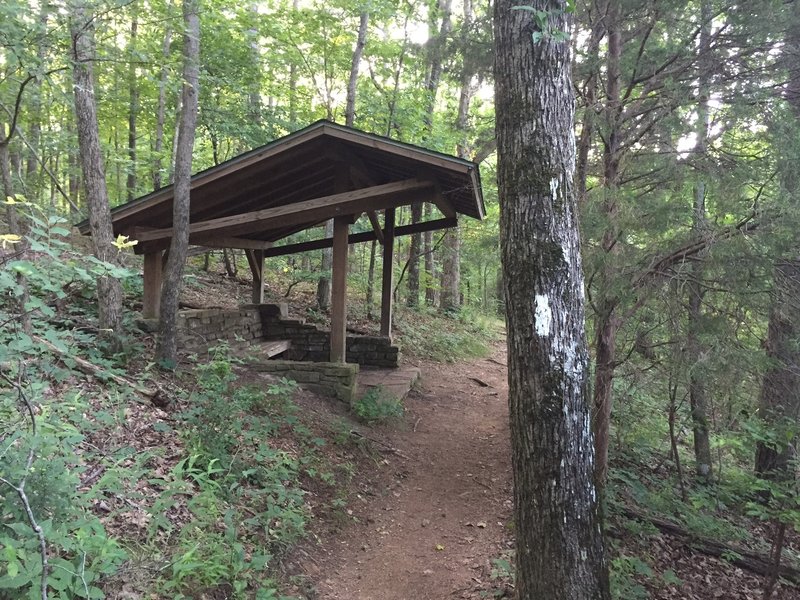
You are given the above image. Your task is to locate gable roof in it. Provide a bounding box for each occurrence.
[77,120,484,254]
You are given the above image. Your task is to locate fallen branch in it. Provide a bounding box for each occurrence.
[33,335,166,403]
[468,376,491,388]
[619,508,800,585]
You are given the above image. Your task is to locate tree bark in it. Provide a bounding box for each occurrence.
[346,12,369,127]
[317,220,334,310]
[69,2,124,350]
[687,0,714,482]
[155,0,200,366]
[406,201,422,307]
[440,0,473,314]
[153,21,172,191]
[754,0,800,479]
[126,17,139,201]
[592,0,622,487]
[1,136,31,335]
[494,1,610,598]
[755,258,800,476]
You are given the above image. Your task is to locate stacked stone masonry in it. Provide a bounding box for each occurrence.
[251,360,359,404]
[174,303,400,368]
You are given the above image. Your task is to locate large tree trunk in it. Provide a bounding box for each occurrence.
[69,3,124,350]
[494,2,610,598]
[592,0,621,487]
[687,0,714,482]
[755,2,800,477]
[755,259,800,476]
[345,12,369,127]
[155,0,200,366]
[153,22,172,190]
[126,17,139,201]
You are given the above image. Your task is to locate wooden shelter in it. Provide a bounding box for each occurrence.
[77,120,485,363]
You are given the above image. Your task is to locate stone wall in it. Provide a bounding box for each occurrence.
[169,303,400,368]
[251,360,359,404]
[259,306,399,367]
[176,307,263,352]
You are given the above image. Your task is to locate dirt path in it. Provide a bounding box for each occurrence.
[303,346,513,600]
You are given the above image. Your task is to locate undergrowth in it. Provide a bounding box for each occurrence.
[394,306,504,362]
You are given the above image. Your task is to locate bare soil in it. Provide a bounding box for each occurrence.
[284,344,799,600]
[291,346,514,600]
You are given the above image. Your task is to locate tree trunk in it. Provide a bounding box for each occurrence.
[69,2,124,351]
[153,21,172,190]
[407,202,422,307]
[345,12,369,127]
[1,137,31,335]
[755,259,800,476]
[366,239,376,319]
[494,2,610,598]
[424,203,435,305]
[156,0,200,366]
[592,0,621,487]
[317,220,333,310]
[440,0,473,314]
[687,0,714,481]
[126,17,139,201]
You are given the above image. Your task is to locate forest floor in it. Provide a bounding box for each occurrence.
[284,343,514,600]
[277,341,798,600]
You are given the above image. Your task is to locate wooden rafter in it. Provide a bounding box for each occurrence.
[133,179,435,252]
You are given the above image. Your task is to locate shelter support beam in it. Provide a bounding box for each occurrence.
[330,216,350,363]
[134,179,435,251]
[245,249,265,304]
[381,208,395,339]
[263,217,457,258]
[143,251,163,319]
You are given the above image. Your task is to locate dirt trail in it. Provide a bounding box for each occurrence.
[303,346,513,600]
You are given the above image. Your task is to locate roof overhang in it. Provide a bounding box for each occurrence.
[77,120,485,255]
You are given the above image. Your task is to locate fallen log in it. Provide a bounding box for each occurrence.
[619,508,800,585]
[34,335,167,405]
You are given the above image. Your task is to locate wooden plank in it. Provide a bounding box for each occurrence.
[320,123,473,174]
[134,179,434,245]
[367,211,384,243]
[381,208,395,338]
[261,339,291,357]
[432,190,457,219]
[262,217,458,257]
[142,251,163,319]
[195,237,273,250]
[330,216,349,363]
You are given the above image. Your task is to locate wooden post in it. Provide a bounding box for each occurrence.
[143,251,163,319]
[245,249,265,304]
[330,216,350,363]
[380,208,395,339]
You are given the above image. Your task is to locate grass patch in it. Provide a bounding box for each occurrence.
[394,307,504,362]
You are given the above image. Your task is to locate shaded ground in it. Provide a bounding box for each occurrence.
[292,346,514,600]
[284,345,798,600]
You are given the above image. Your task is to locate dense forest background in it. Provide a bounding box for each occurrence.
[2,0,800,597]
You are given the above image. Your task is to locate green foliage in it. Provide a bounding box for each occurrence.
[144,346,310,596]
[395,307,502,362]
[352,385,404,424]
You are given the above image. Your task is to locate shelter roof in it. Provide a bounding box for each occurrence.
[77,120,484,255]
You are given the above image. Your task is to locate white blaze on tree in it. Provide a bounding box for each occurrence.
[494,0,610,597]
